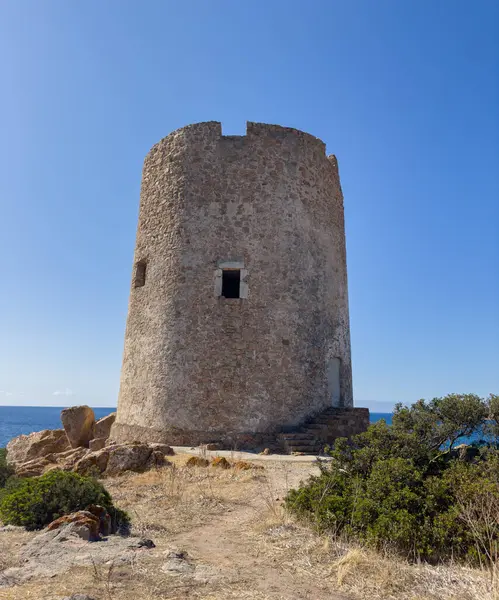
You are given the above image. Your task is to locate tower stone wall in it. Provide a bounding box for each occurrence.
[113,121,356,447]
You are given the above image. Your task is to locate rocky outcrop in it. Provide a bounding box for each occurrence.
[61,406,95,448]
[47,511,101,542]
[6,406,175,478]
[105,443,153,476]
[94,412,116,440]
[1,525,156,586]
[74,442,173,477]
[47,505,113,541]
[6,429,70,466]
[89,438,107,452]
[74,447,110,475]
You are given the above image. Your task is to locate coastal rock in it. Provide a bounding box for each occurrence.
[146,450,173,469]
[105,443,153,476]
[6,429,70,466]
[61,406,95,448]
[55,447,88,469]
[150,443,175,456]
[47,511,101,542]
[94,412,116,440]
[87,504,113,536]
[89,437,107,452]
[47,505,113,540]
[15,457,52,478]
[74,447,110,475]
[74,443,168,476]
[4,528,155,586]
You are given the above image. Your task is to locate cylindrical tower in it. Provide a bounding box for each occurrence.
[113,121,353,447]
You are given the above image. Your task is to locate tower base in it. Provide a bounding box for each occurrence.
[110,407,370,455]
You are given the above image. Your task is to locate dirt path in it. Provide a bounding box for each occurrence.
[170,464,349,600]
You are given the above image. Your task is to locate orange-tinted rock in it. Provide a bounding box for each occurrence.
[211,456,231,469]
[233,460,264,471]
[61,406,95,448]
[87,505,112,536]
[47,511,100,541]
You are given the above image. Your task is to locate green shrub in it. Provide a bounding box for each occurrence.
[0,470,130,531]
[0,448,14,488]
[286,393,499,563]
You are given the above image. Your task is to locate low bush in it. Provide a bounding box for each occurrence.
[0,448,14,488]
[286,393,499,563]
[0,470,130,531]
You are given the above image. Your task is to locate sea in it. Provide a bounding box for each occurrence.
[0,406,392,448]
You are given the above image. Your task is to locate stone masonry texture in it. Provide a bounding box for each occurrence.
[113,122,357,448]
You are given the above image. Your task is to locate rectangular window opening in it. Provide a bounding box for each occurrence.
[134,260,147,288]
[221,269,240,298]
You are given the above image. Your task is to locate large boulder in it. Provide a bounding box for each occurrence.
[6,429,70,466]
[93,412,116,440]
[61,406,95,448]
[74,442,164,477]
[47,511,101,542]
[150,443,175,456]
[105,443,153,476]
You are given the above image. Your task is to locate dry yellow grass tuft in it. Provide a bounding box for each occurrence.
[185,455,210,468]
[330,546,497,600]
[233,460,264,471]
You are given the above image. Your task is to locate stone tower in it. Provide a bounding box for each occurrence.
[112,122,368,450]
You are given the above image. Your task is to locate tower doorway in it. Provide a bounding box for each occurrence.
[327,357,341,407]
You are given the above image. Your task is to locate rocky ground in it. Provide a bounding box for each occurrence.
[0,449,495,600]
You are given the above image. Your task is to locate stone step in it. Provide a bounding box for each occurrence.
[286,445,324,454]
[304,423,329,431]
[279,433,316,441]
[282,442,318,449]
[284,440,318,447]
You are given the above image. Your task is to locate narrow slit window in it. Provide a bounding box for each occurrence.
[134,260,147,288]
[221,269,240,298]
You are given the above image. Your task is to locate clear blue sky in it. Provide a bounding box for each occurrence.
[0,1,497,411]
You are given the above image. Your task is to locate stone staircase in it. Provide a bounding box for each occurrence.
[278,407,370,455]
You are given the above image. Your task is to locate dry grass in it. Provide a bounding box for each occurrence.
[251,510,498,600]
[0,455,497,599]
[330,547,496,599]
[105,454,264,537]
